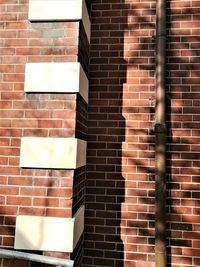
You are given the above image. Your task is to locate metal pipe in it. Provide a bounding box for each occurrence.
[0,249,74,267]
[155,0,167,266]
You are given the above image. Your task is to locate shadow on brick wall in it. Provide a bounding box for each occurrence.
[83,0,126,266]
[84,0,157,266]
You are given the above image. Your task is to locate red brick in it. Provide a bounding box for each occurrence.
[46,208,71,217]
[6,196,31,206]
[33,197,59,207]
[16,48,40,55]
[20,188,46,197]
[8,176,32,186]
[18,207,45,216]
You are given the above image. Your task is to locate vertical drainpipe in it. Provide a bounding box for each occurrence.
[155,0,167,266]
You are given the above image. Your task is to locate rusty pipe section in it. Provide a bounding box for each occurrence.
[155,0,167,267]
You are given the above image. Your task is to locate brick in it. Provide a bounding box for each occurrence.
[6,196,32,206]
[16,48,40,55]
[8,176,32,186]
[0,206,18,215]
[20,188,46,197]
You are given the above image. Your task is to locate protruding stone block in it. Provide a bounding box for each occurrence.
[28,0,91,41]
[24,62,89,103]
[14,206,85,253]
[20,137,87,169]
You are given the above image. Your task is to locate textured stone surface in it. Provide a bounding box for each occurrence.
[24,62,88,103]
[14,205,85,252]
[20,137,87,169]
[28,0,90,41]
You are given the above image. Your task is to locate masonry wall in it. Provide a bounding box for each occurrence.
[0,0,89,266]
[0,0,200,267]
[84,1,200,267]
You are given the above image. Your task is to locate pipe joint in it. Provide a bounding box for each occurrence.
[155,123,167,134]
[151,34,167,43]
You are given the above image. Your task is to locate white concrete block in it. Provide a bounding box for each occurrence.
[28,0,91,42]
[24,62,88,103]
[20,137,87,169]
[14,206,85,252]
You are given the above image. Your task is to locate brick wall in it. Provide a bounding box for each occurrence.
[166,1,200,266]
[0,0,200,267]
[0,0,89,266]
[84,0,200,267]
